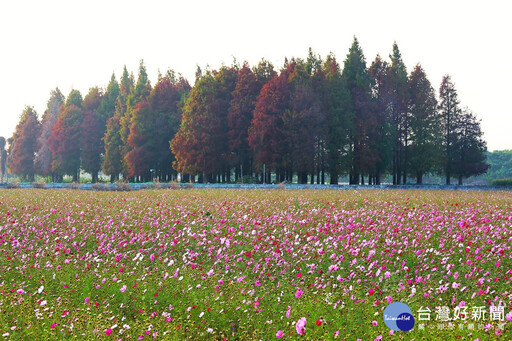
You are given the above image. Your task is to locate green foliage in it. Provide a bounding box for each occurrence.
[0,136,6,182]
[98,73,120,124]
[451,107,489,183]
[102,116,123,181]
[65,89,83,108]
[490,177,512,186]
[342,37,375,184]
[407,64,441,183]
[485,150,512,182]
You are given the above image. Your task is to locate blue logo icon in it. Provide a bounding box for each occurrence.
[383,302,415,331]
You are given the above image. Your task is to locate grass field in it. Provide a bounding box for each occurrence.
[0,189,511,340]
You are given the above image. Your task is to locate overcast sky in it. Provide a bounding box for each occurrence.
[0,0,510,151]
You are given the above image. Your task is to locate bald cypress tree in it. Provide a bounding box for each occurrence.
[35,88,65,181]
[0,137,6,182]
[103,67,132,182]
[341,37,375,184]
[120,61,151,181]
[452,108,489,184]
[9,106,41,181]
[389,43,410,184]
[438,75,461,185]
[81,87,104,183]
[49,90,84,182]
[408,64,440,184]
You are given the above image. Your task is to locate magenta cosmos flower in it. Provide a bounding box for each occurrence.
[296,317,306,335]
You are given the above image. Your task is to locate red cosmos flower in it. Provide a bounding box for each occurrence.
[369,288,375,296]
[316,320,322,326]
[246,251,252,258]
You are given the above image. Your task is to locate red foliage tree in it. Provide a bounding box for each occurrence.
[125,73,190,181]
[35,88,65,180]
[228,61,274,181]
[8,106,40,181]
[49,90,84,182]
[248,68,289,179]
[172,67,237,183]
[81,88,104,183]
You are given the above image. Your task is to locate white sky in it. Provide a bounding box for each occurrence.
[0,0,510,151]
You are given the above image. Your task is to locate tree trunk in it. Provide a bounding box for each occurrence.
[458,176,463,185]
[416,173,423,185]
[330,169,338,185]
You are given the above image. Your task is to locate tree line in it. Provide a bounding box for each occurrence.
[1,38,488,185]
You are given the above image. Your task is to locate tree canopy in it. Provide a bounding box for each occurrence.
[5,43,491,185]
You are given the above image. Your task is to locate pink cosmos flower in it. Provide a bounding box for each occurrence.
[372,320,378,326]
[16,289,24,294]
[286,306,291,318]
[150,254,156,261]
[296,317,306,335]
[276,330,283,338]
[84,297,89,304]
[120,285,127,293]
[295,288,303,298]
[105,328,113,335]
[505,311,512,321]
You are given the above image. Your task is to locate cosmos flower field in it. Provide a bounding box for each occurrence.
[0,189,511,340]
